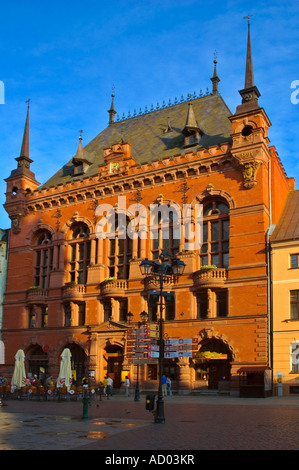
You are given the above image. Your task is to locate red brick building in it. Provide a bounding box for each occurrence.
[0,25,294,394]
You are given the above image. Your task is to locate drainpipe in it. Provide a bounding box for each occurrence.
[0,229,10,343]
[267,153,275,370]
[266,224,275,370]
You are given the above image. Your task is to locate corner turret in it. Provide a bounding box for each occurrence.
[4,102,39,232]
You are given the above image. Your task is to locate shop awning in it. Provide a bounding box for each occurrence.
[237,366,270,374]
[28,355,48,361]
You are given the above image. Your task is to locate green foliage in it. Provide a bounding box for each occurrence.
[198,351,223,359]
[200,265,217,271]
[103,276,117,282]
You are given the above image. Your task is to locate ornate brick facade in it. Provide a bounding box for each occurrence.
[0,26,295,393]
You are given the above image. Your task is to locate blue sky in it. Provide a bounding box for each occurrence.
[0,0,299,229]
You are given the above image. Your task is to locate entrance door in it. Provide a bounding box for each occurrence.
[198,338,232,390]
[105,345,124,388]
[67,344,87,385]
[28,346,48,382]
[107,355,123,388]
[208,360,231,389]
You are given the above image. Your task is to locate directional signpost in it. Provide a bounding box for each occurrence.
[148,344,160,358]
[127,324,160,364]
[164,338,198,358]
[127,326,198,414]
[127,327,198,361]
[127,327,149,362]
[146,323,160,339]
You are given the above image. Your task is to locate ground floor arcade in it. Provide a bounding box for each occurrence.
[0,320,272,396]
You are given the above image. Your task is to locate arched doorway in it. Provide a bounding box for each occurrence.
[104,344,124,388]
[195,338,232,389]
[65,344,87,385]
[27,345,48,383]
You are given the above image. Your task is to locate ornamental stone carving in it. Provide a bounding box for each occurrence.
[240,160,259,189]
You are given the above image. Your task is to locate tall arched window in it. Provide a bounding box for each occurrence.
[200,199,229,268]
[69,223,91,284]
[108,215,132,279]
[34,230,53,288]
[151,205,180,260]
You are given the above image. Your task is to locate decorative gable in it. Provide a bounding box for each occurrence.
[100,141,135,178]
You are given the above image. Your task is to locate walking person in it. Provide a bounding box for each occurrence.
[167,377,172,396]
[106,376,113,398]
[124,376,130,397]
[103,377,107,396]
[162,375,167,396]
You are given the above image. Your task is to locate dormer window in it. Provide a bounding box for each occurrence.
[183,129,201,147]
[72,135,91,177]
[74,162,84,176]
[182,103,202,148]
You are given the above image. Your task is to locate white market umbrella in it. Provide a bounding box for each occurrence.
[11,349,27,389]
[57,348,72,391]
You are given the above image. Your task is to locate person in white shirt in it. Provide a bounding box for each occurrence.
[124,376,130,396]
[106,376,113,397]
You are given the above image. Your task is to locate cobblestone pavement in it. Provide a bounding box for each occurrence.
[0,394,298,451]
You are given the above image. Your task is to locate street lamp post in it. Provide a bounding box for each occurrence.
[134,310,148,402]
[140,251,185,424]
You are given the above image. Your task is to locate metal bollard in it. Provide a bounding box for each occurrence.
[145,394,155,411]
[82,390,89,419]
[277,381,283,397]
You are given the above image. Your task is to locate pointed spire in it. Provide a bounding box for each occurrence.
[210,50,220,95]
[244,17,254,89]
[20,99,30,158]
[7,100,37,181]
[182,103,202,147]
[72,130,91,170]
[16,100,33,169]
[74,130,84,160]
[184,102,199,130]
[236,16,261,114]
[108,85,117,125]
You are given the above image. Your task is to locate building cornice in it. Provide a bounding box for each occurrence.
[24,145,240,214]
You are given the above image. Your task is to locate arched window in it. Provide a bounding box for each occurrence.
[34,230,53,288]
[66,343,87,383]
[200,199,229,268]
[28,345,48,380]
[69,223,91,284]
[151,205,180,260]
[108,215,132,279]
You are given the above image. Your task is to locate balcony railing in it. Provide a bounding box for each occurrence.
[193,268,227,287]
[27,287,48,302]
[100,279,128,297]
[143,275,177,291]
[62,283,86,300]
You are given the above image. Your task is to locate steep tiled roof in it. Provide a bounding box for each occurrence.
[41,93,232,188]
[271,191,299,242]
